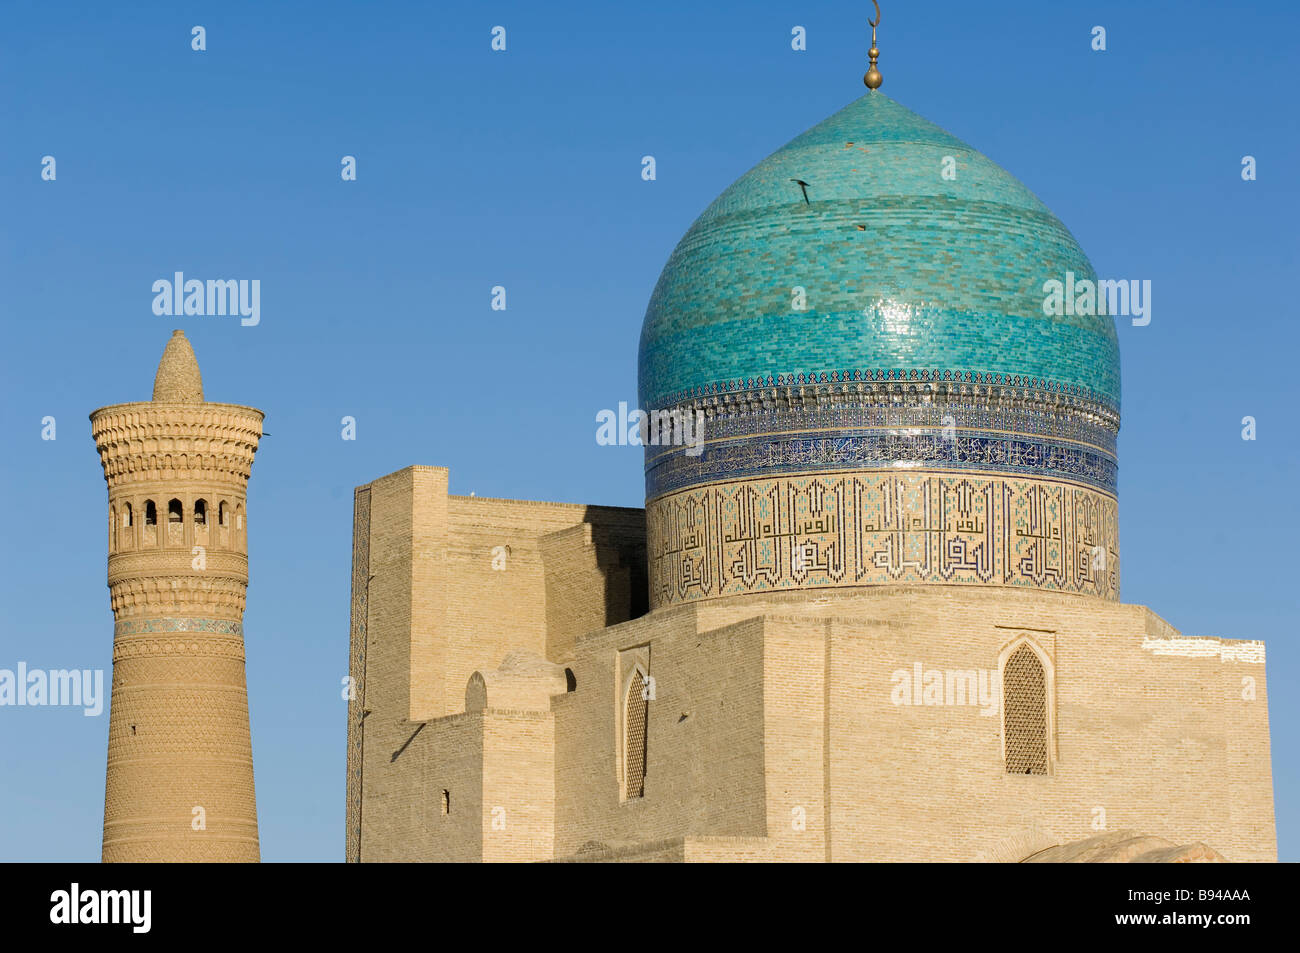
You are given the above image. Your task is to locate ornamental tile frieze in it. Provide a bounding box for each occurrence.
[644,379,1119,498]
[647,470,1118,608]
[648,430,1117,498]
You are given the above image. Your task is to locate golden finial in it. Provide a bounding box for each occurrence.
[864,0,883,90]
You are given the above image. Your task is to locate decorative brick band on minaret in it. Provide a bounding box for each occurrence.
[90,330,264,862]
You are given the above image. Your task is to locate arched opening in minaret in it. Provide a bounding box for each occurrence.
[144,500,157,525]
[123,503,133,527]
[218,501,229,525]
[166,499,184,546]
[194,499,207,524]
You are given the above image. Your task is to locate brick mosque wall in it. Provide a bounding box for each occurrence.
[349,470,1275,863]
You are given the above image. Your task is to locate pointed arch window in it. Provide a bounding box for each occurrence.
[194,499,207,524]
[1003,644,1049,775]
[624,669,649,799]
[167,498,183,522]
[144,500,157,525]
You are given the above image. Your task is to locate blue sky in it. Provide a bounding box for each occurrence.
[1,0,1296,862]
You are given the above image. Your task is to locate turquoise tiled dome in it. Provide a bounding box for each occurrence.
[638,93,1120,412]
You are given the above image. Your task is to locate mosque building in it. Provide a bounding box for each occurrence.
[343,20,1275,862]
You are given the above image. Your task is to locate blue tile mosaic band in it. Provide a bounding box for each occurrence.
[643,379,1119,498]
[649,432,1117,498]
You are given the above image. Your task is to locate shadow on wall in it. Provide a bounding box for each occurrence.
[580,504,650,625]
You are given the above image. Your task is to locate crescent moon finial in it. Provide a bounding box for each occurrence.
[864,2,883,90]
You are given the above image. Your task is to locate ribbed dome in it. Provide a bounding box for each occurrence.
[638,93,1120,412]
[152,329,204,402]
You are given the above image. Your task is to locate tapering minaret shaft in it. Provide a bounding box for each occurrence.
[91,330,264,862]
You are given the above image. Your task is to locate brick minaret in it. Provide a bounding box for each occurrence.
[91,330,264,861]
